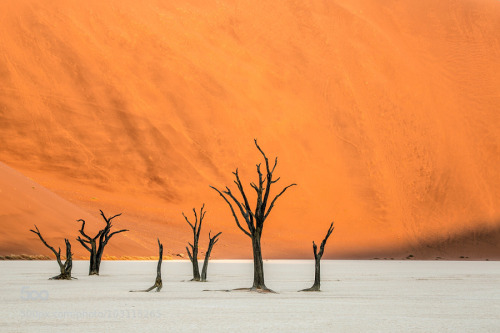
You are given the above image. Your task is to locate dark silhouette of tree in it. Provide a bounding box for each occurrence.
[183,204,206,281]
[200,231,222,282]
[29,225,73,280]
[301,222,334,292]
[211,139,296,292]
[131,239,163,292]
[76,210,128,275]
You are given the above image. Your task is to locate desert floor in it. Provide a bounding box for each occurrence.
[1,260,499,332]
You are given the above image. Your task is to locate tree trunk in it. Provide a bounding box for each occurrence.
[200,254,210,282]
[201,231,221,282]
[309,257,321,291]
[51,239,73,280]
[251,235,266,289]
[130,239,163,292]
[191,245,200,281]
[94,246,104,275]
[301,256,321,292]
[89,262,98,275]
[89,241,99,275]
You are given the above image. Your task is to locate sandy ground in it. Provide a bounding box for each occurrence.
[1,0,499,259]
[1,260,499,332]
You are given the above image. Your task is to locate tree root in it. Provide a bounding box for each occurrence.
[49,274,76,280]
[204,287,276,294]
[130,281,162,292]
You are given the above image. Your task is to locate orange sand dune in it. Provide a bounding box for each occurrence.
[0,162,152,258]
[0,0,499,259]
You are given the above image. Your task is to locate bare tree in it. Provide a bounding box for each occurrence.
[211,139,296,292]
[29,225,73,280]
[183,204,206,281]
[200,231,222,282]
[76,210,128,275]
[301,222,334,292]
[131,239,163,292]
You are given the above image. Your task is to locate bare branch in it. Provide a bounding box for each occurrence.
[254,140,276,216]
[109,213,122,221]
[233,169,253,214]
[182,212,195,230]
[250,182,259,192]
[76,236,91,244]
[254,164,265,214]
[264,183,297,219]
[318,222,335,258]
[76,237,92,252]
[192,207,198,231]
[76,219,92,240]
[197,204,205,239]
[271,157,278,173]
[30,225,64,269]
[223,187,255,233]
[254,139,270,172]
[186,246,193,261]
[210,186,251,237]
[200,203,207,221]
[107,229,129,240]
[30,226,59,259]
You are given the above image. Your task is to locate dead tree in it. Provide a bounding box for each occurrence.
[29,225,73,280]
[76,210,128,275]
[301,222,334,292]
[130,239,163,292]
[200,231,222,282]
[211,139,296,292]
[183,204,206,281]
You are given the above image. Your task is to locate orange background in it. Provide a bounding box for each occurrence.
[1,0,499,259]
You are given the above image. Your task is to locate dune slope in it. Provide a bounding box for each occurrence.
[0,162,149,258]
[0,0,499,258]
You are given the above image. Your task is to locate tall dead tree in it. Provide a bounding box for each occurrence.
[29,225,73,280]
[200,231,222,282]
[301,222,334,292]
[76,210,128,275]
[211,139,296,292]
[183,204,206,281]
[131,239,163,292]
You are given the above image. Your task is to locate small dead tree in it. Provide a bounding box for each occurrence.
[211,139,296,292]
[200,231,222,282]
[131,239,163,292]
[301,222,334,292]
[76,210,128,275]
[183,204,206,281]
[29,225,73,280]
